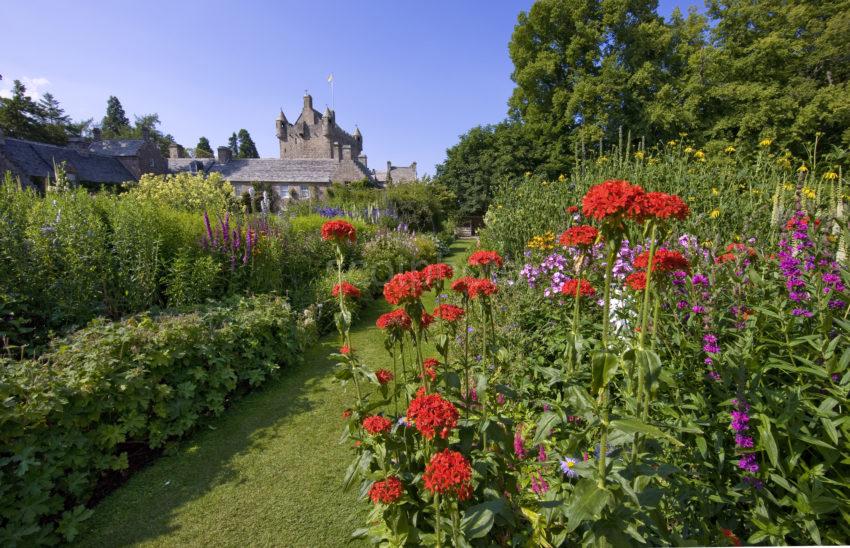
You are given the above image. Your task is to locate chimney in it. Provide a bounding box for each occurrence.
[141,126,150,141]
[92,127,102,141]
[342,145,352,160]
[217,146,232,164]
[387,161,392,173]
[358,154,367,167]
[169,143,185,159]
[303,93,313,111]
[411,162,417,178]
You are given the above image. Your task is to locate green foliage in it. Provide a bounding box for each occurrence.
[164,252,219,307]
[385,181,455,232]
[128,172,240,213]
[237,129,259,159]
[0,295,309,545]
[0,80,79,145]
[101,95,129,135]
[194,136,213,158]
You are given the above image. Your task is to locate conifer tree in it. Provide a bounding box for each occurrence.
[228,132,239,155]
[237,129,259,158]
[102,96,130,136]
[195,136,214,158]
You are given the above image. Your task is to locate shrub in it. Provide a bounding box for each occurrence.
[385,181,455,232]
[127,172,240,213]
[361,230,420,286]
[0,295,308,545]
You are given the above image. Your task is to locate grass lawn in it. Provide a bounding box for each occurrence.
[78,238,474,547]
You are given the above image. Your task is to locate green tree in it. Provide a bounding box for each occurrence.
[0,80,53,143]
[195,136,213,158]
[228,132,239,155]
[101,95,130,136]
[237,129,259,158]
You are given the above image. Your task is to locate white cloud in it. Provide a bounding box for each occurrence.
[0,76,51,99]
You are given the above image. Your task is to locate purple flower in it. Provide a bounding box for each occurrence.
[691,273,709,286]
[496,393,506,406]
[730,410,750,432]
[692,305,706,314]
[530,473,549,495]
[738,453,759,473]
[560,457,578,478]
[792,308,813,317]
[735,434,754,448]
[708,370,721,381]
[514,427,525,459]
[537,444,547,462]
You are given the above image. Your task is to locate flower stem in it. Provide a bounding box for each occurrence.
[434,493,442,548]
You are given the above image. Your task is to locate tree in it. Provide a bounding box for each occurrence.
[101,96,130,136]
[237,129,259,158]
[195,136,213,158]
[0,80,50,142]
[37,93,70,126]
[435,122,548,218]
[228,132,239,155]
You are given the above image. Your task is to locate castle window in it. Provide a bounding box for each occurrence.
[149,159,155,168]
[300,185,310,199]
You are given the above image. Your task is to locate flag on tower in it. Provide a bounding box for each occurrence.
[327,73,334,83]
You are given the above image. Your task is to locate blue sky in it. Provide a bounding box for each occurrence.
[2,1,700,176]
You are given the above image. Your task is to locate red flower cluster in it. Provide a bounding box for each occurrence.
[433,304,465,323]
[721,528,742,547]
[625,271,647,291]
[421,263,454,289]
[421,358,440,381]
[383,271,426,305]
[451,277,475,297]
[362,415,392,435]
[340,345,351,355]
[633,249,690,273]
[634,192,690,222]
[468,250,503,268]
[423,449,473,500]
[452,278,498,299]
[559,225,599,247]
[420,311,435,330]
[406,388,459,440]
[785,215,820,230]
[320,220,357,243]
[342,409,352,419]
[376,308,412,332]
[375,369,394,385]
[566,205,580,214]
[332,281,361,300]
[581,179,645,221]
[560,278,596,298]
[369,476,404,505]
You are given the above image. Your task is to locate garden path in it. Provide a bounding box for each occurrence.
[78,238,474,547]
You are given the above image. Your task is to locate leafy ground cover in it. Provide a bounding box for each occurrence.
[76,239,474,547]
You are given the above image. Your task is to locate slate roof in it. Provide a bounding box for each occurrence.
[167,158,216,174]
[88,139,147,157]
[0,138,134,183]
[200,158,373,184]
[374,165,417,184]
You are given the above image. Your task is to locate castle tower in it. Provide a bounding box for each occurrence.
[277,92,362,160]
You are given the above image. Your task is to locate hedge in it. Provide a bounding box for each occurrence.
[0,295,312,545]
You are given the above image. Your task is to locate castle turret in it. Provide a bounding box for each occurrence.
[301,92,317,124]
[275,109,288,140]
[354,126,362,147]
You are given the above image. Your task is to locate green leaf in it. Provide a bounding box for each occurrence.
[532,412,561,446]
[758,418,779,468]
[591,352,618,396]
[461,499,505,539]
[609,418,683,447]
[565,478,611,532]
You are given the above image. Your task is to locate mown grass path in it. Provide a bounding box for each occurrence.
[79,239,474,547]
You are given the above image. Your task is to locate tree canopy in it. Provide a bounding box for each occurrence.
[237,129,259,159]
[0,80,86,145]
[195,136,214,158]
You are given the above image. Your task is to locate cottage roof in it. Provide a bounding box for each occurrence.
[88,139,147,157]
[1,138,134,183]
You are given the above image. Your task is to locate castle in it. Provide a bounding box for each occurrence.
[0,93,417,199]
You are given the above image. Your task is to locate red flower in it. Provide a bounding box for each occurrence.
[362,415,393,435]
[468,250,503,269]
[383,271,426,305]
[376,308,412,332]
[321,220,357,243]
[559,225,599,247]
[581,179,645,221]
[433,304,465,323]
[566,205,580,214]
[720,528,742,547]
[420,358,439,381]
[633,248,690,273]
[468,278,498,299]
[715,252,737,264]
[560,278,596,298]
[451,276,476,298]
[420,311,435,330]
[375,369,394,385]
[633,192,690,222]
[369,476,404,504]
[332,281,361,300]
[421,263,454,289]
[406,388,459,440]
[423,449,473,500]
[342,409,352,419]
[725,243,757,257]
[340,345,351,355]
[625,271,647,291]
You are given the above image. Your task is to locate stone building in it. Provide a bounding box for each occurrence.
[0,92,417,198]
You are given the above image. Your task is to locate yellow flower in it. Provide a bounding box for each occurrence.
[709,209,721,219]
[558,174,566,182]
[528,232,556,251]
[634,151,645,160]
[648,157,659,164]
[711,188,719,196]
[524,171,532,177]
[684,146,695,154]
[679,132,688,138]
[797,165,809,173]
[667,139,677,146]
[783,183,794,191]
[751,189,762,195]
[759,138,773,147]
[596,156,608,165]
[823,171,839,181]
[694,150,706,160]
[802,187,816,199]
[724,146,736,153]
[702,240,713,248]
